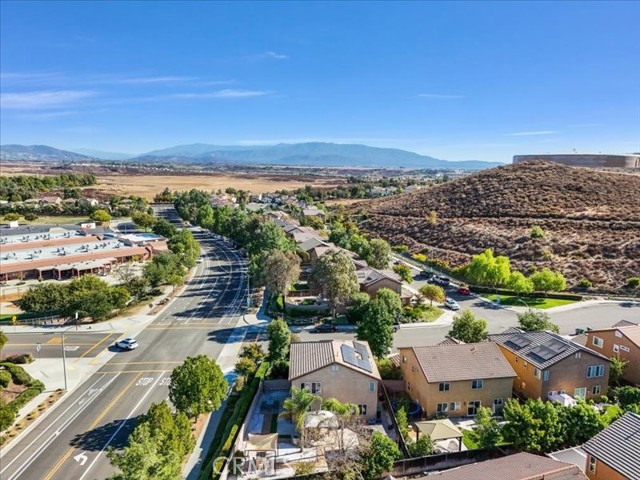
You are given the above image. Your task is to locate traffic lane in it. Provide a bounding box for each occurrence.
[0,372,123,480]
[1,332,118,359]
[551,303,640,334]
[45,371,173,480]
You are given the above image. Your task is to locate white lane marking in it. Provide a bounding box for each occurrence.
[78,373,166,480]
[3,374,120,480]
[74,453,88,466]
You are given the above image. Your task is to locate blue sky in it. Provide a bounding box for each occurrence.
[1,1,639,162]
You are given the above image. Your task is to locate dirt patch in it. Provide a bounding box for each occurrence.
[0,381,27,403]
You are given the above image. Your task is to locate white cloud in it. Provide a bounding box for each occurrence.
[264,51,289,60]
[417,94,464,99]
[504,130,558,136]
[110,75,199,84]
[171,89,273,99]
[0,90,97,109]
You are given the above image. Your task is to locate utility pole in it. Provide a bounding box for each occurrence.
[61,331,68,391]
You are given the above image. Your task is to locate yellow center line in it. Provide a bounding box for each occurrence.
[96,369,171,374]
[73,333,117,364]
[43,372,143,480]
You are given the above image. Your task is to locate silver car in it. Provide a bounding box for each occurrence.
[116,338,139,350]
[444,298,460,311]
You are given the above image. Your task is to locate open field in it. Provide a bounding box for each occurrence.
[13,215,92,225]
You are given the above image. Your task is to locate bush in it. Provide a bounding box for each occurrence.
[627,277,640,289]
[0,363,33,385]
[376,359,402,380]
[578,278,593,289]
[0,371,11,388]
[23,213,38,221]
[392,245,409,253]
[4,353,34,365]
[11,381,45,410]
[530,226,545,238]
[292,461,316,476]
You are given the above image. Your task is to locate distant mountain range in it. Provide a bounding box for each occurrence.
[1,142,503,170]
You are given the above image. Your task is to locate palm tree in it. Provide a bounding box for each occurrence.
[280,387,320,449]
[321,398,358,453]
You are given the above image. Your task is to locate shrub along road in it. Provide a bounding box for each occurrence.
[0,231,250,480]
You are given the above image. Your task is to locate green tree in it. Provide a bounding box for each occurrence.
[410,434,434,457]
[259,249,301,314]
[517,309,559,333]
[168,229,200,267]
[0,330,7,351]
[169,355,227,419]
[266,318,291,363]
[234,357,257,377]
[346,292,371,324]
[90,209,112,223]
[396,406,409,441]
[366,238,391,269]
[239,343,265,363]
[502,399,563,453]
[131,211,156,231]
[321,398,358,453]
[609,356,628,388]
[281,386,320,448]
[507,271,534,295]
[145,400,195,458]
[152,218,178,238]
[19,283,66,314]
[312,251,360,317]
[375,288,403,321]
[109,286,131,310]
[357,298,395,358]
[612,386,640,410]
[466,249,512,288]
[469,406,501,449]
[393,263,413,284]
[362,432,402,480]
[3,213,20,221]
[24,213,38,221]
[448,309,488,343]
[419,284,445,306]
[350,234,371,261]
[556,402,604,447]
[124,276,149,300]
[530,268,567,294]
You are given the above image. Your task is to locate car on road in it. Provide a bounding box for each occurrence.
[422,270,435,280]
[434,276,450,286]
[310,323,337,333]
[196,258,204,263]
[444,298,460,310]
[116,338,139,350]
[457,286,471,295]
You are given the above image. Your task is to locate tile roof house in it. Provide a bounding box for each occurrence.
[489,328,611,402]
[582,325,640,386]
[398,343,516,417]
[414,452,588,480]
[582,411,640,480]
[356,268,409,303]
[289,340,381,421]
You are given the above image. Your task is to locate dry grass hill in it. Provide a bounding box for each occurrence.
[352,161,640,293]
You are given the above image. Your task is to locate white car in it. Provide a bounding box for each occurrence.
[116,338,139,350]
[444,298,460,311]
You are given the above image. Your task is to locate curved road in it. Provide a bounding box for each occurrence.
[0,231,248,480]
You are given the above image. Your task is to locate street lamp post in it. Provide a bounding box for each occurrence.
[60,323,74,391]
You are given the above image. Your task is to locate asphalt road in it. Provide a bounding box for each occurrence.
[0,231,249,480]
[1,332,117,360]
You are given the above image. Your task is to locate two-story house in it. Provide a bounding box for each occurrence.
[489,328,611,402]
[582,411,640,480]
[398,343,516,417]
[582,323,640,386]
[288,340,381,422]
[356,268,410,304]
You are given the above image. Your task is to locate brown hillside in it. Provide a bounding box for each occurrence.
[351,161,640,293]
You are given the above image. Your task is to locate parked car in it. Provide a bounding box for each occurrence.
[457,286,471,295]
[116,338,139,350]
[196,258,204,264]
[422,270,434,280]
[435,276,450,286]
[310,323,337,333]
[444,298,460,310]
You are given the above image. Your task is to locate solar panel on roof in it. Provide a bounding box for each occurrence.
[353,342,370,358]
[528,345,559,362]
[505,334,531,350]
[341,344,372,373]
[544,340,568,354]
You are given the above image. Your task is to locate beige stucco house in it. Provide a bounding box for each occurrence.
[398,343,516,417]
[288,340,381,422]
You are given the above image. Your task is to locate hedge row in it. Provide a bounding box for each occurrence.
[0,362,34,385]
[200,361,270,480]
[11,380,45,410]
[0,363,45,433]
[0,371,11,388]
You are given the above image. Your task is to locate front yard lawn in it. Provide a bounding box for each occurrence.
[402,304,444,323]
[484,294,578,309]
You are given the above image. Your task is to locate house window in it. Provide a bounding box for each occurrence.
[439,382,450,392]
[613,344,620,353]
[331,365,339,372]
[589,455,597,473]
[592,385,601,395]
[615,330,622,338]
[534,368,541,379]
[369,382,376,393]
[304,382,322,394]
[436,403,449,413]
[592,336,604,348]
[358,404,367,416]
[493,398,503,406]
[620,345,630,352]
[450,402,460,411]
[575,352,582,359]
[402,356,407,363]
[472,379,484,390]
[587,365,605,378]
[574,387,587,400]
[543,371,549,381]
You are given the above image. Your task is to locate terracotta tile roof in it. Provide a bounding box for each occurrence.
[617,325,640,348]
[400,343,515,383]
[356,268,402,287]
[612,320,639,328]
[417,452,588,480]
[582,412,640,480]
[489,328,610,370]
[289,340,381,381]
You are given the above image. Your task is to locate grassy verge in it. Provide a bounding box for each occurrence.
[484,294,578,309]
[402,304,444,323]
[462,429,478,449]
[20,215,92,225]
